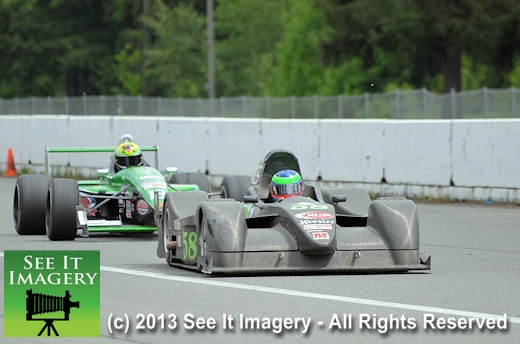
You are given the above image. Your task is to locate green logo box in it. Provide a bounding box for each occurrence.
[4,250,100,337]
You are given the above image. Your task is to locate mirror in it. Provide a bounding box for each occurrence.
[243,195,258,203]
[164,166,178,174]
[96,168,109,177]
[332,194,346,203]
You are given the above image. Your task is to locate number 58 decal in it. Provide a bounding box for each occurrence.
[290,202,329,210]
[183,231,198,260]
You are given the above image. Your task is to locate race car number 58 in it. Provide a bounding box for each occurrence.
[183,231,197,260]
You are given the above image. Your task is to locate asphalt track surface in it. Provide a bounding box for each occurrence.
[0,176,519,343]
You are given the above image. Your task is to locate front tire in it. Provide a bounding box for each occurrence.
[162,199,176,266]
[46,178,79,241]
[13,175,50,235]
[197,212,209,272]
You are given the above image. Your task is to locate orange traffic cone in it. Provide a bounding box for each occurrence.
[5,148,17,177]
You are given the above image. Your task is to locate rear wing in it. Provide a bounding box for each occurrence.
[45,146,160,176]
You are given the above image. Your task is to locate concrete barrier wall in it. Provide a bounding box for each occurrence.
[451,119,520,188]
[1,115,519,202]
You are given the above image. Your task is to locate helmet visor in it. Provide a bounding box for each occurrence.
[271,182,303,199]
[115,155,142,168]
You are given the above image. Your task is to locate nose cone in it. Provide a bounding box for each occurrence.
[292,206,336,255]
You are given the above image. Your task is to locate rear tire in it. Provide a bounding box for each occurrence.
[221,175,250,201]
[13,175,50,235]
[46,178,79,241]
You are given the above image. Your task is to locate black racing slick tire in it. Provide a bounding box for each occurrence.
[221,175,250,201]
[169,172,211,192]
[161,198,176,266]
[197,211,209,272]
[46,178,79,241]
[13,174,50,235]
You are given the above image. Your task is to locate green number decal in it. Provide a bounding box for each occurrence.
[290,204,308,210]
[183,231,198,260]
[310,204,329,210]
[290,203,329,210]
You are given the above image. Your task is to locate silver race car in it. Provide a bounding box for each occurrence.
[156,149,431,274]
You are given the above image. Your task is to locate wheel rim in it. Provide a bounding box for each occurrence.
[200,214,207,258]
[13,185,20,227]
[45,186,52,235]
[162,207,171,256]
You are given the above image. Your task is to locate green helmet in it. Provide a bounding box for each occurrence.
[114,142,142,171]
[270,169,304,200]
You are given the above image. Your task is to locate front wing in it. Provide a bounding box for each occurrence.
[196,249,431,275]
[167,218,431,275]
[75,206,156,237]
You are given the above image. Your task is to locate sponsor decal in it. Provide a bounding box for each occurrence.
[140,176,167,190]
[299,219,335,225]
[303,223,333,231]
[295,211,334,220]
[136,199,150,215]
[125,200,132,218]
[312,232,330,240]
[80,197,97,216]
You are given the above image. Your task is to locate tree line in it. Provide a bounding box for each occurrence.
[2,0,520,99]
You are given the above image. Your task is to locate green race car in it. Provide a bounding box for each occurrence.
[13,145,209,241]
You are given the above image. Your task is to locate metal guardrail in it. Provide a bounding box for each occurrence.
[1,87,519,119]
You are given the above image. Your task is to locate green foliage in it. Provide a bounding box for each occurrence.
[0,0,142,97]
[265,0,330,96]
[0,0,58,96]
[319,58,366,95]
[508,56,520,87]
[215,0,286,97]
[2,0,520,98]
[113,43,143,96]
[461,55,492,91]
[144,0,206,97]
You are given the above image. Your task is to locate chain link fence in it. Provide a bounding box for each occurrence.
[1,87,519,119]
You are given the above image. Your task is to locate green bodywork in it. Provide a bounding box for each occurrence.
[46,146,199,234]
[80,167,198,233]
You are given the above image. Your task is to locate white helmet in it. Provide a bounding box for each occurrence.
[118,133,134,144]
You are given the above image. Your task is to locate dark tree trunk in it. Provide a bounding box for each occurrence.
[443,47,461,93]
[441,47,462,118]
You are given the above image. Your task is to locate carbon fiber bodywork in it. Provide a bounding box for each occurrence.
[156,150,431,274]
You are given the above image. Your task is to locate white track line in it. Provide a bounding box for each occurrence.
[1,252,518,325]
[99,265,520,325]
